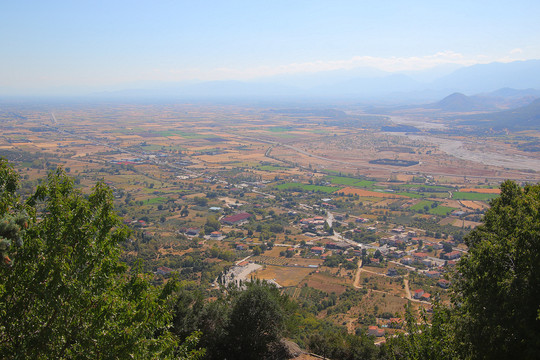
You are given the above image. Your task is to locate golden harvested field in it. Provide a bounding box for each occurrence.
[439,218,482,228]
[375,199,400,207]
[461,188,501,193]
[335,187,407,198]
[254,265,313,287]
[301,272,351,295]
[460,200,488,210]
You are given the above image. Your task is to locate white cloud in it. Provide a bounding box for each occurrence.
[510,48,523,54]
[158,51,528,82]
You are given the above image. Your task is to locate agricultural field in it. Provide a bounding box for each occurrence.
[452,192,500,201]
[275,182,340,193]
[1,101,538,343]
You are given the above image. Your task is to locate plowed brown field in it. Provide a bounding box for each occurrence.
[335,187,407,198]
[461,188,500,193]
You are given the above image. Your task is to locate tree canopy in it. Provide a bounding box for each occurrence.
[387,180,540,359]
[451,180,540,359]
[0,161,203,359]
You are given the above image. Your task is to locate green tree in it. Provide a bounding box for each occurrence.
[204,215,220,233]
[225,283,285,359]
[442,242,453,253]
[451,180,540,359]
[252,245,262,256]
[386,304,457,360]
[0,164,201,359]
[172,282,288,360]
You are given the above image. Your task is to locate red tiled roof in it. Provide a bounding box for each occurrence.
[221,212,252,223]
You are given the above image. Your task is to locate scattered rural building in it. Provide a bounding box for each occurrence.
[368,326,385,337]
[311,246,325,255]
[221,212,252,225]
[422,259,432,267]
[326,242,351,251]
[438,279,451,288]
[300,216,326,225]
[156,266,174,276]
[185,228,200,236]
[414,289,425,299]
[401,257,413,265]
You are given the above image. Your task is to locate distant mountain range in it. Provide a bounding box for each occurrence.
[87,59,540,103]
[458,97,540,130]
[423,88,540,112]
[430,92,490,112]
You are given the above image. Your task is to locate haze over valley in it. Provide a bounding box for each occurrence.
[1,1,540,359]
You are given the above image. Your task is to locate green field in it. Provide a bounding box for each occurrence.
[397,191,448,199]
[410,200,434,211]
[428,206,456,216]
[327,176,375,188]
[410,200,456,215]
[146,197,167,204]
[396,192,424,198]
[275,183,340,193]
[453,192,499,201]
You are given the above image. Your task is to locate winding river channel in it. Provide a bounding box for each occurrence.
[385,132,540,172]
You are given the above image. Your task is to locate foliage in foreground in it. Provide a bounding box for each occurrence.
[0,161,203,359]
[387,180,540,359]
[172,280,382,360]
[452,180,540,359]
[2,157,539,360]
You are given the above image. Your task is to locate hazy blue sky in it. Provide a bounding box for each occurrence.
[2,0,540,93]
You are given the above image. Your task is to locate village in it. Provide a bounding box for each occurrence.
[0,102,525,340]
